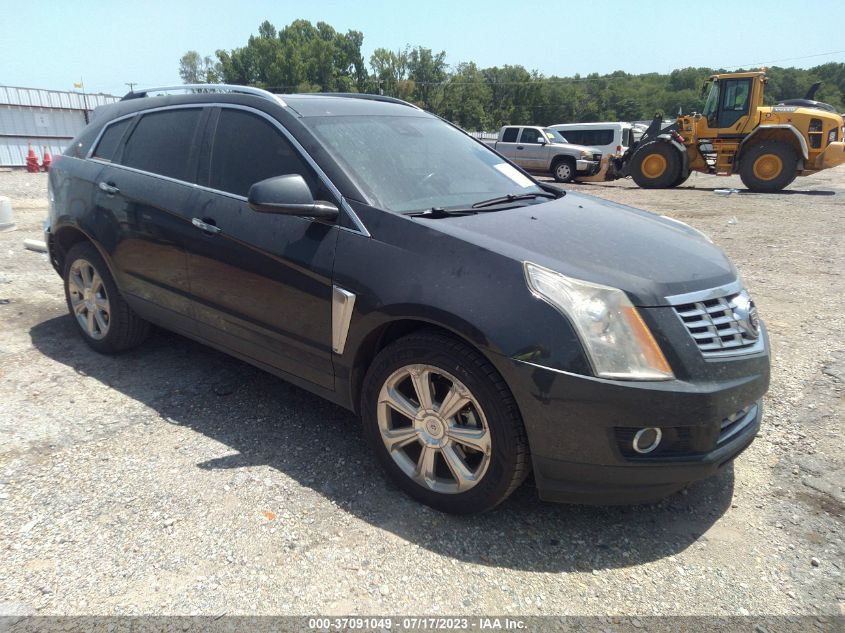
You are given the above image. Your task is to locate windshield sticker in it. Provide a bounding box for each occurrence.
[494,163,535,188]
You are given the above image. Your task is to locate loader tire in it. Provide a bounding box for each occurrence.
[739,141,798,192]
[630,142,682,189]
[671,170,691,188]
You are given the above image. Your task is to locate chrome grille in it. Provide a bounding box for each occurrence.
[592,152,602,162]
[672,291,758,355]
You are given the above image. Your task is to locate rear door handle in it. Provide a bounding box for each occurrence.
[98,181,119,195]
[516,146,524,150]
[192,217,221,235]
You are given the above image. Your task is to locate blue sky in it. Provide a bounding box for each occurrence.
[4,0,843,96]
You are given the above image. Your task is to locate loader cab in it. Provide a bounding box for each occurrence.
[700,72,766,135]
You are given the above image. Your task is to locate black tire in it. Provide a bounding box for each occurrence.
[63,241,149,354]
[739,141,798,192]
[360,330,530,514]
[551,158,575,183]
[629,141,682,188]
[671,170,691,188]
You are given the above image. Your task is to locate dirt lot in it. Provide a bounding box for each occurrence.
[0,167,842,622]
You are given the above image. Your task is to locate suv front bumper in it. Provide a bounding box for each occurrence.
[494,327,770,505]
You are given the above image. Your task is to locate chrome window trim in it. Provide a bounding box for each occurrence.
[83,102,371,237]
[331,285,357,355]
[89,161,196,189]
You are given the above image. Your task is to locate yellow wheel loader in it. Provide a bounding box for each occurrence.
[611,71,845,192]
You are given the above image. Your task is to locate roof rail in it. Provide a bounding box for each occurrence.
[313,92,422,110]
[121,84,287,107]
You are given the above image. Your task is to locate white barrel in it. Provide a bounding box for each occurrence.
[0,196,16,232]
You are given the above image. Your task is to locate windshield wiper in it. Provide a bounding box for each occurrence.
[471,191,558,209]
[408,191,560,218]
[407,207,477,218]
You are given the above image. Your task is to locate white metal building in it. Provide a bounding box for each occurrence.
[0,86,119,167]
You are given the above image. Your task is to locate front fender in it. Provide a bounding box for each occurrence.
[735,125,809,173]
[331,208,592,409]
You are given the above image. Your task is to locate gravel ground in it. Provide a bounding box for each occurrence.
[0,168,842,620]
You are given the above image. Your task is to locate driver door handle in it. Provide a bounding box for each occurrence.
[192,217,221,235]
[98,181,119,195]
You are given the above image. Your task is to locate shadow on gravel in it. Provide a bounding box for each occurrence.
[31,315,735,573]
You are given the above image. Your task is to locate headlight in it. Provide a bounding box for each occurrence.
[524,262,674,381]
[580,150,590,159]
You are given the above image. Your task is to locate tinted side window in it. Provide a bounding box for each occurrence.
[561,131,580,144]
[519,128,542,144]
[501,127,519,143]
[92,118,132,161]
[120,109,202,182]
[589,130,614,146]
[209,109,315,197]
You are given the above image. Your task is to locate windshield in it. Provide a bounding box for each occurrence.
[702,81,719,120]
[543,128,569,144]
[303,115,543,213]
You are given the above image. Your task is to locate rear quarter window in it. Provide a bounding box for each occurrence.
[92,118,133,162]
[119,108,203,182]
[62,124,103,159]
[501,128,519,142]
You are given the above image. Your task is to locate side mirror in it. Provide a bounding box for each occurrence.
[247,174,339,220]
[536,136,547,144]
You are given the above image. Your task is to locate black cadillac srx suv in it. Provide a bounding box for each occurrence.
[45,85,770,514]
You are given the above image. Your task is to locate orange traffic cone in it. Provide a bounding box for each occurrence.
[26,143,40,173]
[41,146,52,172]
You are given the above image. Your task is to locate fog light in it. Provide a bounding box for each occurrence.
[632,427,662,454]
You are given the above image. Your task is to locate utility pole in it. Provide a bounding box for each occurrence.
[125,82,137,93]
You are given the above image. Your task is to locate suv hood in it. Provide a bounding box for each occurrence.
[418,192,737,306]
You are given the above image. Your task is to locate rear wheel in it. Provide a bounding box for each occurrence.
[361,331,529,514]
[551,158,575,183]
[63,242,149,353]
[629,142,682,188]
[739,141,798,192]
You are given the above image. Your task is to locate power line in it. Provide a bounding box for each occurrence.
[720,49,845,70]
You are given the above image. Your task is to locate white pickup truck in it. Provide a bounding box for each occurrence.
[483,126,602,183]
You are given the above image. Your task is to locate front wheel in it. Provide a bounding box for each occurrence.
[551,158,575,183]
[361,331,530,514]
[629,141,682,188]
[739,141,798,192]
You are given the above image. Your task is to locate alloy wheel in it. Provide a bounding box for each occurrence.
[377,364,492,494]
[68,258,111,340]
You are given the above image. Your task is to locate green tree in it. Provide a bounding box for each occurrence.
[440,62,492,131]
[188,21,845,128]
[370,46,411,98]
[408,47,448,110]
[178,51,220,83]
